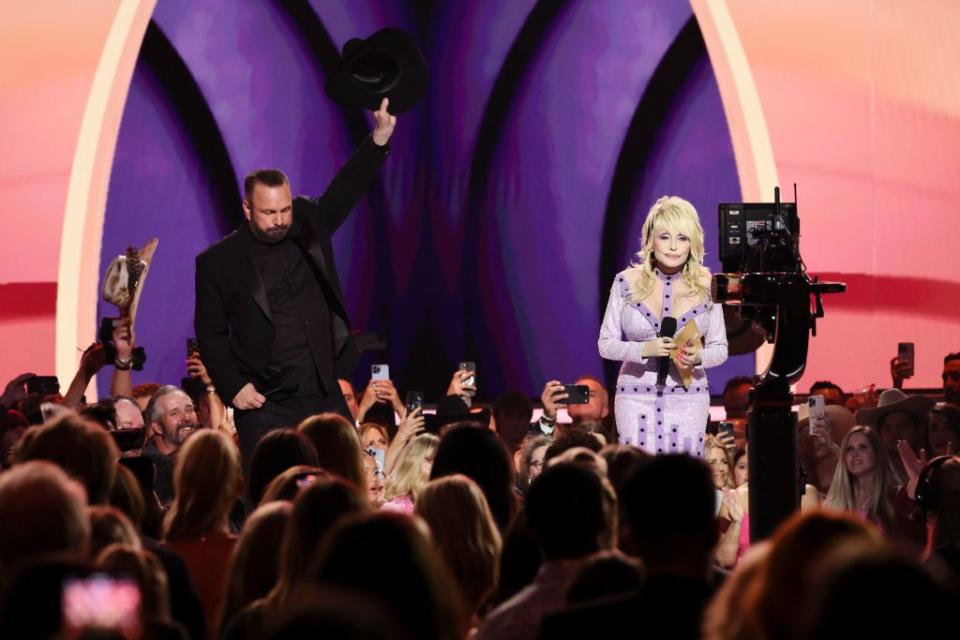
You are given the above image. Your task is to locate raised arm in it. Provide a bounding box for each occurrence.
[318,98,396,234]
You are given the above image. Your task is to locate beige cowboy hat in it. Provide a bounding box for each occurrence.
[854,388,933,429]
[797,402,856,443]
[101,238,158,325]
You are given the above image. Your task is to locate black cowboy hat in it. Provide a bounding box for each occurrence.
[324,28,428,115]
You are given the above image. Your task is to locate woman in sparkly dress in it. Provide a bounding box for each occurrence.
[598,196,728,457]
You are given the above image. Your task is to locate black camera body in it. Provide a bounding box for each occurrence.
[712,187,845,542]
[712,188,844,383]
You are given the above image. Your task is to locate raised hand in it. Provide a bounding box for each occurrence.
[372,98,397,146]
[540,380,567,422]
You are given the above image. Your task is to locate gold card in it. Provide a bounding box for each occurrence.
[671,320,701,389]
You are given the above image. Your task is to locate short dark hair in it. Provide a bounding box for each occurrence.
[723,376,753,397]
[493,392,533,422]
[544,429,602,462]
[525,463,608,560]
[809,380,845,397]
[244,169,289,201]
[622,454,716,551]
[944,352,960,366]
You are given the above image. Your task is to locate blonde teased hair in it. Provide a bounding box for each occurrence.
[627,195,709,303]
[384,433,439,503]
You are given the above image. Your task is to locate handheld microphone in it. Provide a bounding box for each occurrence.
[656,316,678,388]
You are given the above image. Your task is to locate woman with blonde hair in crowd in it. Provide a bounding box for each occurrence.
[705,435,734,490]
[416,474,502,625]
[598,195,728,456]
[824,425,897,530]
[297,412,367,495]
[382,433,439,513]
[163,429,242,637]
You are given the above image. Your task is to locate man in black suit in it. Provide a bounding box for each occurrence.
[195,99,396,467]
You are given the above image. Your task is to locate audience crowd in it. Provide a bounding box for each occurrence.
[1,333,959,639]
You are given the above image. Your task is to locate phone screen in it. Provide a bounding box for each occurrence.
[405,390,423,415]
[458,361,476,387]
[558,384,590,405]
[898,342,915,378]
[371,364,390,381]
[62,575,140,631]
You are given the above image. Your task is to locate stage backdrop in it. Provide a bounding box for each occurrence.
[1,1,957,404]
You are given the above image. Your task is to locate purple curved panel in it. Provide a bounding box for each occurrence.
[472,0,695,393]
[98,43,234,396]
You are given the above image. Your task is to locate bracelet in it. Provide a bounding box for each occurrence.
[114,356,134,371]
[540,414,556,425]
[206,385,217,394]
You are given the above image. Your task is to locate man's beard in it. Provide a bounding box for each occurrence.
[249,222,290,244]
[169,421,200,445]
[946,388,960,405]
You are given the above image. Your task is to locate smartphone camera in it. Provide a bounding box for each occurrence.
[371,364,390,381]
[186,337,199,357]
[458,361,476,387]
[405,390,424,415]
[558,384,590,405]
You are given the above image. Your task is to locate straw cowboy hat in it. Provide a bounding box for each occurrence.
[855,388,933,429]
[101,238,158,325]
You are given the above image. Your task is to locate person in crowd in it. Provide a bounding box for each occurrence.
[384,406,425,476]
[97,544,180,635]
[517,435,551,494]
[359,422,390,452]
[362,449,385,506]
[143,384,201,504]
[258,465,330,504]
[163,429,242,636]
[914,455,960,584]
[800,549,955,639]
[477,463,615,640]
[219,501,291,634]
[536,376,612,438]
[0,460,90,580]
[132,382,161,412]
[797,402,855,495]
[88,504,141,557]
[297,412,367,496]
[356,376,405,429]
[855,388,932,482]
[598,196,728,456]
[705,434,734,490]
[565,551,644,605]
[431,423,518,532]
[892,350,960,405]
[722,376,753,420]
[186,348,228,432]
[824,426,898,530]
[307,512,465,640]
[489,512,541,609]
[337,378,360,421]
[943,352,960,404]
[732,447,749,487]
[493,391,534,455]
[543,429,603,463]
[702,542,771,640]
[809,380,846,406]
[726,510,883,640]
[416,474,502,626]
[15,412,119,505]
[541,454,721,640]
[382,432,438,513]
[246,428,319,506]
[194,100,396,470]
[927,402,960,456]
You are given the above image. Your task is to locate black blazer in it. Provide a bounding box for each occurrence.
[195,137,389,405]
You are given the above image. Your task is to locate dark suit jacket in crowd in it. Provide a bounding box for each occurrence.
[195,137,389,405]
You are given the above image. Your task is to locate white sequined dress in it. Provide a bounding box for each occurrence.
[598,268,728,457]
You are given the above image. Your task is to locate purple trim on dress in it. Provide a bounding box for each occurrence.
[618,384,708,394]
[682,435,692,453]
[654,419,665,454]
[638,415,648,450]
[669,425,679,451]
